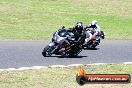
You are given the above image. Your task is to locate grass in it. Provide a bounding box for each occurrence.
[0,0,132,40]
[0,64,132,88]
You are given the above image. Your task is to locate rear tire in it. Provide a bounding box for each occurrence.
[88,43,96,49]
[69,46,81,57]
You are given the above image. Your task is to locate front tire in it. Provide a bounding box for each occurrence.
[42,45,50,57]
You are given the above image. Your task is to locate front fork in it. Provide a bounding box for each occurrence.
[48,42,58,55]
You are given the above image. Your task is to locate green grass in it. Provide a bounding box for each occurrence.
[0,0,132,40]
[0,64,132,88]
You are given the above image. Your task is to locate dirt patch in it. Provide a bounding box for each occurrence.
[0,5,9,12]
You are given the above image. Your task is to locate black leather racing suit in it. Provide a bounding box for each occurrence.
[67,27,86,46]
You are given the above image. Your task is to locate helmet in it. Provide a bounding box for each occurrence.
[91,20,98,25]
[75,22,84,31]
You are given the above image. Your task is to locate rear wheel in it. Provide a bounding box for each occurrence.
[69,45,82,57]
[88,43,97,49]
[91,44,96,49]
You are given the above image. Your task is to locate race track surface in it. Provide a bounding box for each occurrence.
[0,40,132,69]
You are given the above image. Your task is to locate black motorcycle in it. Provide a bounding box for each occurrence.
[42,28,82,57]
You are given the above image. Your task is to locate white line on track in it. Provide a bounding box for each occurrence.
[0,62,132,71]
[121,62,132,64]
[50,65,68,68]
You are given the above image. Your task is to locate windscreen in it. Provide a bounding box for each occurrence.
[58,29,69,37]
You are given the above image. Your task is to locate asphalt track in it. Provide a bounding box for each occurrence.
[0,40,132,69]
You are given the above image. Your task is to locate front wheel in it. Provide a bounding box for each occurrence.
[42,45,50,57]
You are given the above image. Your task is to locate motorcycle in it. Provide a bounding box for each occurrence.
[83,29,105,49]
[42,27,82,57]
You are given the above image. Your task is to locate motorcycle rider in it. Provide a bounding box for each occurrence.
[85,20,103,42]
[67,22,86,46]
[87,20,101,33]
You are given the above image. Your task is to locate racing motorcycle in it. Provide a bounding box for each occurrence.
[83,29,105,49]
[42,27,82,57]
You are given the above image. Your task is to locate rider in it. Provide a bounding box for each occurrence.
[68,22,86,45]
[85,20,102,42]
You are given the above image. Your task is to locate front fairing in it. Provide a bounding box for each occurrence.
[56,36,66,44]
[48,42,55,47]
[53,29,69,44]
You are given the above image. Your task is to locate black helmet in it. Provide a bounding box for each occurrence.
[75,22,84,31]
